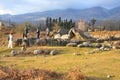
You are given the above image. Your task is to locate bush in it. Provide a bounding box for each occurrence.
[66,68,87,80]
[0,66,87,80]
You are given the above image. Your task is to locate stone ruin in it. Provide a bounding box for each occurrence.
[77,19,88,32]
[13,19,94,47]
[13,19,120,49]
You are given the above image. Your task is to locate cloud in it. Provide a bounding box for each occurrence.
[82,0,120,8]
[0,0,119,15]
[0,5,13,14]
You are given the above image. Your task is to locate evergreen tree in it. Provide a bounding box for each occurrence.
[46,17,49,28]
[91,18,96,31]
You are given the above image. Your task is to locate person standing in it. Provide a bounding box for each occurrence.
[8,31,13,48]
[46,27,50,38]
[24,25,29,38]
[22,36,28,48]
[36,27,40,39]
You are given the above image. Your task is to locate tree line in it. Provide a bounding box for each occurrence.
[1,17,120,32]
[46,17,75,31]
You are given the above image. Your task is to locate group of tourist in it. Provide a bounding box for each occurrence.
[8,25,50,49]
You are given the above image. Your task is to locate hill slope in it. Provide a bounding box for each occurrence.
[0,6,120,23]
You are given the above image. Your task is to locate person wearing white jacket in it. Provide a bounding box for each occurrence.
[8,32,13,48]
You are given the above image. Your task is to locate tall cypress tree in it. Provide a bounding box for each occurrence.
[91,18,96,31]
[46,17,49,28]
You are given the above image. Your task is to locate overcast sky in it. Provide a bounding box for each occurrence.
[0,0,119,15]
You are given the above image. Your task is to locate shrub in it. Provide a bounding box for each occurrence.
[66,68,87,80]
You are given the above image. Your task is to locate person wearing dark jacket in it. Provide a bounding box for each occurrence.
[36,27,40,39]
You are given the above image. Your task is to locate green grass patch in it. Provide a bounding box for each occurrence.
[0,46,120,80]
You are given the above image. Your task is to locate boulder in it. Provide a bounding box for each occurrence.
[99,46,104,51]
[50,50,57,55]
[54,33,61,39]
[95,43,102,48]
[66,43,77,47]
[21,47,26,51]
[107,75,112,78]
[17,51,23,55]
[82,42,90,47]
[33,50,42,55]
[112,41,120,49]
[104,48,110,51]
[88,43,93,47]
[77,44,84,48]
[61,34,70,40]
[99,45,111,51]
[14,39,22,46]
[44,50,50,55]
[83,32,92,38]
[11,50,17,56]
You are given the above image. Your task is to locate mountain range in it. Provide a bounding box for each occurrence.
[0,6,120,23]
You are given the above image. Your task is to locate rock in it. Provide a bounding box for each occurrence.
[104,48,110,51]
[83,32,92,38]
[11,50,17,56]
[78,42,93,48]
[77,44,84,48]
[99,44,111,51]
[14,38,22,46]
[44,50,50,55]
[82,42,90,47]
[95,43,102,48]
[17,51,23,55]
[21,47,26,51]
[96,39,104,43]
[112,46,117,49]
[70,40,81,44]
[112,41,120,49]
[50,50,57,55]
[107,75,112,78]
[88,43,93,47]
[61,34,70,40]
[33,50,42,55]
[103,44,112,48]
[54,33,61,39]
[66,43,77,47]
[99,46,104,51]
